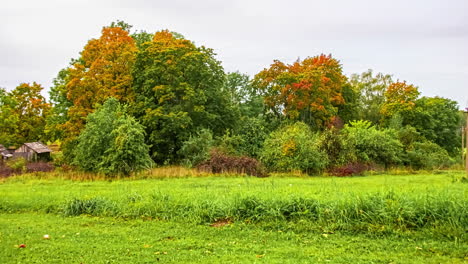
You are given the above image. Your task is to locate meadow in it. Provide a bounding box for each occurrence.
[0,170,467,263]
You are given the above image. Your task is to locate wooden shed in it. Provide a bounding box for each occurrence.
[0,144,13,160]
[14,142,52,161]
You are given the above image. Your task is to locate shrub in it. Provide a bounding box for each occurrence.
[318,128,356,168]
[260,122,328,174]
[6,157,27,173]
[197,149,267,177]
[343,120,403,168]
[26,162,54,173]
[235,117,268,158]
[329,163,371,177]
[178,129,215,167]
[406,141,454,170]
[73,98,153,176]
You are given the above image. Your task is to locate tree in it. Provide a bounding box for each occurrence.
[0,88,19,146]
[73,98,152,175]
[132,30,237,163]
[0,83,50,146]
[64,25,137,140]
[253,54,347,130]
[349,70,393,124]
[381,81,420,121]
[403,97,461,155]
[224,72,263,118]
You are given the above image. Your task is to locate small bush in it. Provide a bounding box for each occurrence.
[26,162,54,173]
[6,157,27,173]
[178,129,215,167]
[406,141,455,170]
[260,122,328,174]
[0,164,14,177]
[197,149,268,177]
[329,163,371,177]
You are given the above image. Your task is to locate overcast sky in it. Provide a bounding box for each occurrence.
[2,0,467,108]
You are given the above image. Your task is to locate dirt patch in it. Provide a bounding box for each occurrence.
[210,218,232,228]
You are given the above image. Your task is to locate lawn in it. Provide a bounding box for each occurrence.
[0,171,467,263]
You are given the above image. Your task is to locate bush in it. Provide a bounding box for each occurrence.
[197,149,267,177]
[6,157,27,173]
[73,98,153,176]
[260,122,328,174]
[329,163,371,177]
[235,117,268,158]
[406,141,454,170]
[26,162,54,173]
[343,120,403,168]
[318,128,356,168]
[178,129,215,167]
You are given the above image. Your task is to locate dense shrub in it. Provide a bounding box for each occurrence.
[406,141,454,170]
[6,157,27,173]
[197,149,267,177]
[235,117,268,158]
[73,98,153,176]
[260,122,328,174]
[329,163,371,177]
[26,162,54,173]
[318,128,356,168]
[178,129,215,167]
[343,120,403,167]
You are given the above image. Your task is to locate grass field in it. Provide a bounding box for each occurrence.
[0,171,467,263]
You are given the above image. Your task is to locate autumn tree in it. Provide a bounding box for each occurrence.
[63,25,137,140]
[253,54,347,129]
[0,83,50,146]
[381,81,420,121]
[132,30,237,163]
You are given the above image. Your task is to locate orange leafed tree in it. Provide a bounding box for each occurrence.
[381,81,420,119]
[253,54,346,129]
[64,26,137,138]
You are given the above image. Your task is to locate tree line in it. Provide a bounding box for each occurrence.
[0,21,464,175]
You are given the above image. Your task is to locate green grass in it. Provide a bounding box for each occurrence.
[0,171,467,263]
[1,213,466,263]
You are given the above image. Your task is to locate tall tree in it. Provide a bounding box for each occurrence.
[224,71,263,118]
[132,30,236,163]
[0,88,19,146]
[403,97,461,155]
[64,25,137,140]
[349,70,393,124]
[253,54,347,130]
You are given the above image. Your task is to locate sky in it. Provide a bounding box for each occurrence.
[2,0,468,109]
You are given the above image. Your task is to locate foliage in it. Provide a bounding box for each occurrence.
[178,129,215,167]
[318,128,356,168]
[381,81,420,122]
[349,70,392,124]
[73,98,152,175]
[64,25,137,140]
[132,30,237,163]
[253,54,346,129]
[197,149,267,177]
[5,157,27,173]
[234,116,268,158]
[224,71,263,118]
[406,141,454,170]
[261,122,328,173]
[403,96,461,155]
[343,120,403,167]
[0,83,50,146]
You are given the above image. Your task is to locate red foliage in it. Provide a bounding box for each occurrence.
[329,163,370,177]
[197,150,268,177]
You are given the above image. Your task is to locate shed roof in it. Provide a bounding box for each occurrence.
[24,142,52,154]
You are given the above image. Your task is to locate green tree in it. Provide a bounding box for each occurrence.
[132,30,237,163]
[224,72,263,118]
[73,98,152,175]
[403,97,461,155]
[349,70,393,124]
[0,83,50,146]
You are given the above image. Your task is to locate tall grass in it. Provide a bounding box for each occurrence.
[0,172,466,239]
